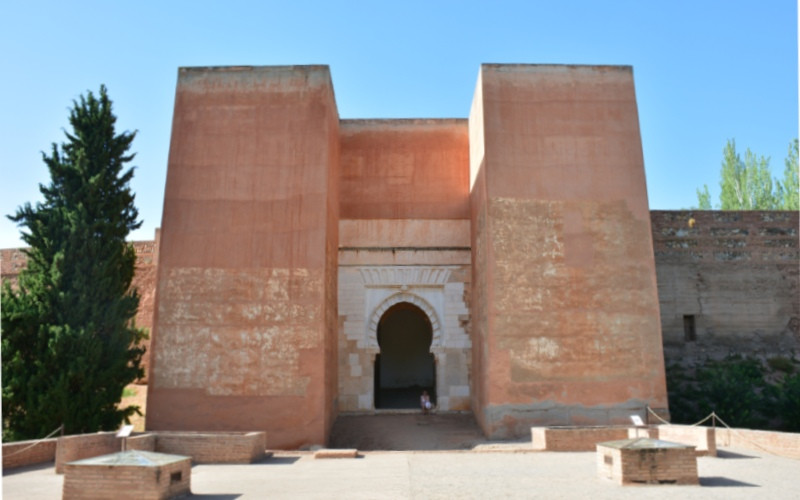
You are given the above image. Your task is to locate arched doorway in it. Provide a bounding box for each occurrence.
[374,302,436,409]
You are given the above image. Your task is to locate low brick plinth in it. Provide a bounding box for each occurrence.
[62,450,191,500]
[54,431,265,473]
[56,432,120,473]
[314,448,358,459]
[531,426,630,451]
[597,438,698,486]
[657,424,716,456]
[2,438,57,469]
[154,431,266,464]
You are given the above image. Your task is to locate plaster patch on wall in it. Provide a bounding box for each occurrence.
[154,267,321,397]
[487,197,665,393]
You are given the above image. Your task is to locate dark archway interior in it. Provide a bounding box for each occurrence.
[374,302,436,409]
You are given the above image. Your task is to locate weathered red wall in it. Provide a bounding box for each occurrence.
[469,65,669,437]
[340,119,469,220]
[146,66,339,448]
[651,210,799,364]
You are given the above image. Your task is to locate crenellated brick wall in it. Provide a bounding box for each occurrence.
[650,211,799,366]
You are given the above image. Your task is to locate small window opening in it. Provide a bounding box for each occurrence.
[683,315,696,342]
[170,471,182,484]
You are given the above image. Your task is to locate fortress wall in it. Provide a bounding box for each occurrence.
[651,210,799,365]
[146,66,339,448]
[339,119,470,220]
[469,65,668,437]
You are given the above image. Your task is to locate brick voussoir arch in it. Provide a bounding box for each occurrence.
[367,292,442,349]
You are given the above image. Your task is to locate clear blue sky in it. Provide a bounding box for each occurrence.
[1,1,797,248]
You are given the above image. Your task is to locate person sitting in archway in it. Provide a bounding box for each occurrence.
[420,390,432,415]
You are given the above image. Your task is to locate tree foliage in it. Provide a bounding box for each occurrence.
[667,355,800,431]
[696,138,799,210]
[1,86,146,441]
[777,139,799,210]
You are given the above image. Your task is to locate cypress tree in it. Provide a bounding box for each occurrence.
[1,86,146,440]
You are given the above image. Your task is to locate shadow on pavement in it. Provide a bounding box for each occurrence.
[329,412,486,451]
[716,449,759,459]
[188,495,241,499]
[700,476,759,487]
[2,461,55,476]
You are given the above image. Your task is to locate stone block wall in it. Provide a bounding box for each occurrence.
[337,259,472,411]
[651,211,799,366]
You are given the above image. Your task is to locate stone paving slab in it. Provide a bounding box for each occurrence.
[3,447,798,499]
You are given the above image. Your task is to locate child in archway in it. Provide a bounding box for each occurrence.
[420,390,432,414]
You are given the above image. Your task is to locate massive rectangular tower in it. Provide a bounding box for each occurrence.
[147,66,339,448]
[469,65,668,437]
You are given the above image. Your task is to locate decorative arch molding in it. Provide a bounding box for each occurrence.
[367,292,442,349]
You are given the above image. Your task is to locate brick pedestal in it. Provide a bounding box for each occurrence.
[597,438,698,485]
[62,450,191,500]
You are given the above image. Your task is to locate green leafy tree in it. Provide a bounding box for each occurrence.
[696,185,712,210]
[776,139,799,210]
[697,139,799,210]
[1,86,146,441]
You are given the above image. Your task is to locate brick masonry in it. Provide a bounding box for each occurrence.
[1,437,58,469]
[531,427,630,451]
[51,431,265,473]
[651,211,799,366]
[657,424,716,456]
[62,452,191,500]
[596,440,699,485]
[715,427,800,459]
[468,65,668,437]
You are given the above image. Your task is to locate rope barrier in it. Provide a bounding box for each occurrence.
[710,413,782,456]
[2,424,63,458]
[646,406,674,425]
[647,406,717,427]
[646,406,788,457]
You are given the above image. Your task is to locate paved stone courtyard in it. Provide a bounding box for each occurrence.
[4,446,798,499]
